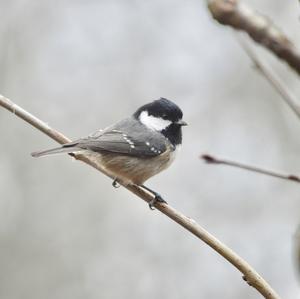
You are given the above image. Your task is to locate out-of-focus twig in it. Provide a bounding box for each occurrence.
[237,36,300,120]
[294,226,300,280]
[207,0,300,75]
[0,94,281,299]
[201,154,300,184]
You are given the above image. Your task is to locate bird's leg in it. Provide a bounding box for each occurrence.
[112,178,120,188]
[140,185,168,210]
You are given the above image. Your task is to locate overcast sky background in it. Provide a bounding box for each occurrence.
[1,1,300,298]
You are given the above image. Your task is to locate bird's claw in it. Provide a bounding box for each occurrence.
[148,193,167,210]
[112,179,120,188]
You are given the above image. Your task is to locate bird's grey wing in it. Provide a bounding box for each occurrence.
[72,121,168,157]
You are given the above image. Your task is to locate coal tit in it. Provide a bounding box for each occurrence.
[31,98,187,209]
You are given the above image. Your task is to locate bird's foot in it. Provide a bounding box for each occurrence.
[140,185,168,210]
[148,192,167,210]
[112,179,120,188]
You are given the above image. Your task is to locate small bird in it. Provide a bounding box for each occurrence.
[31,98,187,209]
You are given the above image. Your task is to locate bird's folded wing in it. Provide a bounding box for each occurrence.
[71,130,167,157]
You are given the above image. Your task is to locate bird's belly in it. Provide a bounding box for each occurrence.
[83,149,177,186]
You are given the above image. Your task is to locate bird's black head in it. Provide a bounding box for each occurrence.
[133,98,187,146]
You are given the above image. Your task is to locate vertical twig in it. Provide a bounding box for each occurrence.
[237,35,300,120]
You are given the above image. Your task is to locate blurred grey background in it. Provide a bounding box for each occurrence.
[1,1,300,298]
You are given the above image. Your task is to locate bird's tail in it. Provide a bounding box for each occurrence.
[31,145,79,158]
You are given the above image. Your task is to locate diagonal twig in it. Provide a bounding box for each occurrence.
[237,35,300,120]
[201,154,300,184]
[0,94,280,299]
[207,0,300,75]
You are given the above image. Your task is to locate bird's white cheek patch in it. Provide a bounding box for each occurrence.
[139,111,172,131]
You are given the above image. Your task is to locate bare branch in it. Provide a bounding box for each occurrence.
[0,96,70,144]
[237,35,300,120]
[0,94,281,299]
[295,226,300,279]
[207,0,300,75]
[201,154,300,183]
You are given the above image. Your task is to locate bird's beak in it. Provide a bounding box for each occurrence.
[177,120,188,126]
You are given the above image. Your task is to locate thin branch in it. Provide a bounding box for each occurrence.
[207,0,300,75]
[201,154,300,183]
[0,94,280,299]
[237,35,300,120]
[294,225,300,279]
